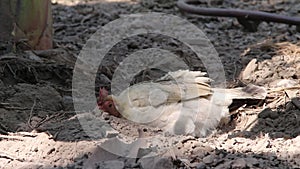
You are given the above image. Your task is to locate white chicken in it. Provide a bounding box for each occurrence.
[98,70,266,137]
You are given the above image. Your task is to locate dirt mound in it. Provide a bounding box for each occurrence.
[0,0,299,168]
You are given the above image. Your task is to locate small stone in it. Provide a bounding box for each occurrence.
[214,161,232,169]
[269,111,279,119]
[25,51,43,61]
[137,147,154,158]
[62,95,74,110]
[153,157,173,169]
[17,163,44,169]
[270,132,287,138]
[258,108,278,119]
[100,160,124,169]
[196,162,206,169]
[104,128,119,138]
[245,157,259,167]
[262,54,272,59]
[140,157,173,169]
[231,158,247,168]
[202,154,215,164]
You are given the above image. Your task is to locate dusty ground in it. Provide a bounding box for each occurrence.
[0,0,299,168]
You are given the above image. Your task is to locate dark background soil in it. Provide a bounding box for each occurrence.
[0,0,299,168]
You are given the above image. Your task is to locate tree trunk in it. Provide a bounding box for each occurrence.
[0,0,53,51]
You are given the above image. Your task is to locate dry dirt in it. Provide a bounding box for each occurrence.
[0,0,299,168]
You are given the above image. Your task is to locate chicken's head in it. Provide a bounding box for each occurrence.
[98,88,121,117]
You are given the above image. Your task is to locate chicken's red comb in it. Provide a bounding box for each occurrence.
[98,87,109,102]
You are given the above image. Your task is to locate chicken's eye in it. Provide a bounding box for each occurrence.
[108,104,112,108]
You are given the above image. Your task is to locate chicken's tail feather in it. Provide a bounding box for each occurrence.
[213,84,267,100]
[157,70,211,84]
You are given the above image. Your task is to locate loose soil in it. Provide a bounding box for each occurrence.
[0,0,299,168]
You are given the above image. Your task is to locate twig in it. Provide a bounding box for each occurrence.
[0,55,18,60]
[27,98,37,129]
[33,112,63,129]
[231,55,238,82]
[0,103,65,111]
[0,132,37,140]
[268,86,300,93]
[46,130,60,140]
[0,135,24,141]
[0,106,31,110]
[4,63,27,83]
[5,63,17,78]
[0,123,9,135]
[0,152,24,162]
[243,118,258,131]
[9,132,38,138]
